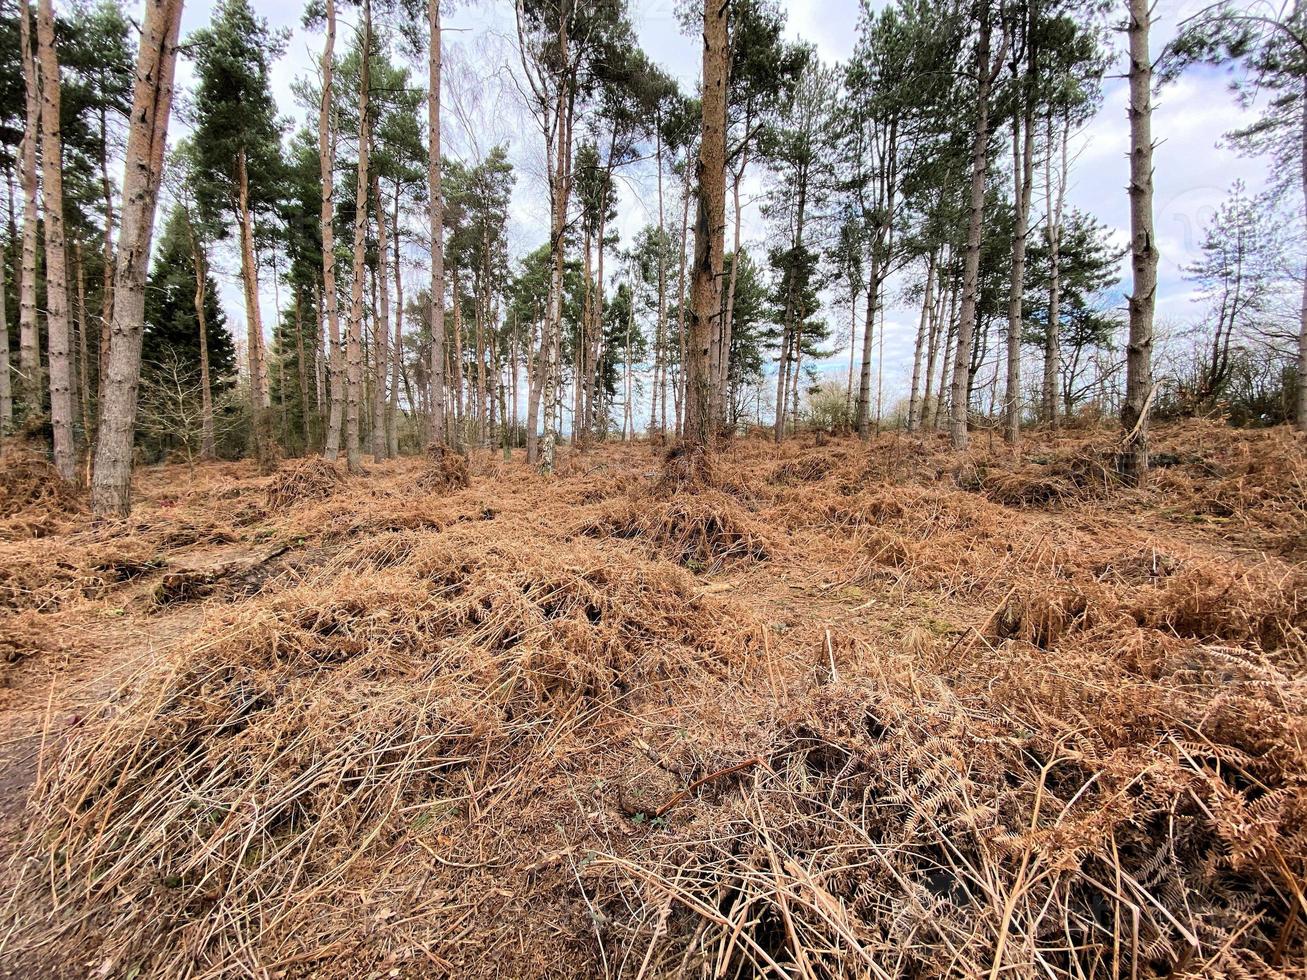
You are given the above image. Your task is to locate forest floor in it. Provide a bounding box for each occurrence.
[0,420,1304,979]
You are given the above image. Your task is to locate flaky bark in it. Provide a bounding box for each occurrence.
[90,0,183,517]
[685,0,728,456]
[17,2,41,419]
[345,0,372,473]
[321,0,345,459]
[37,0,76,479]
[1120,0,1156,483]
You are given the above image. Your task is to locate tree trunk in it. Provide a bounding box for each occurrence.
[427,0,446,448]
[684,0,728,458]
[236,149,272,469]
[673,179,691,437]
[37,0,76,479]
[345,0,371,473]
[74,242,91,439]
[1120,0,1156,483]
[294,295,310,449]
[1005,66,1035,446]
[908,250,936,432]
[98,107,115,416]
[950,9,998,450]
[389,185,403,456]
[1297,69,1307,431]
[17,2,42,421]
[184,218,216,459]
[539,85,574,474]
[371,172,390,461]
[653,118,667,436]
[0,237,12,435]
[90,0,183,517]
[321,0,345,459]
[718,152,746,425]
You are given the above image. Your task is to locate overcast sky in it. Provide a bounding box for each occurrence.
[168,0,1272,412]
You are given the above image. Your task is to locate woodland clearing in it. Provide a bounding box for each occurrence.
[0,420,1304,979]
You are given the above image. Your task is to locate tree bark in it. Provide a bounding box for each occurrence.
[37,0,76,479]
[17,2,42,421]
[950,7,1000,450]
[0,237,12,435]
[90,0,183,517]
[74,242,91,439]
[685,0,728,457]
[345,0,372,473]
[321,0,345,459]
[1120,0,1156,483]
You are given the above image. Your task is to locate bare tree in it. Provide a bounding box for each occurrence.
[91,0,185,517]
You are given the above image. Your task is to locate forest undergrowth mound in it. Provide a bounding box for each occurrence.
[5,423,1305,979]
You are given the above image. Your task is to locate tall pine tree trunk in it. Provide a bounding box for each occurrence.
[90,0,183,517]
[236,149,273,470]
[1042,111,1066,425]
[950,7,999,450]
[0,239,12,435]
[1005,62,1035,446]
[75,242,91,439]
[37,0,76,479]
[371,172,390,461]
[1297,69,1307,431]
[1120,0,1156,482]
[427,0,446,448]
[185,221,216,460]
[345,0,372,473]
[17,2,42,421]
[321,0,345,459]
[685,0,728,458]
[389,187,403,456]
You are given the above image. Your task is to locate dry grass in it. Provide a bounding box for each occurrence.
[1,422,1304,979]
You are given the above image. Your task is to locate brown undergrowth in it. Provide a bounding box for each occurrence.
[2,423,1304,979]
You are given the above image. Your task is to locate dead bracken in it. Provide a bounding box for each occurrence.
[0,424,1304,979]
